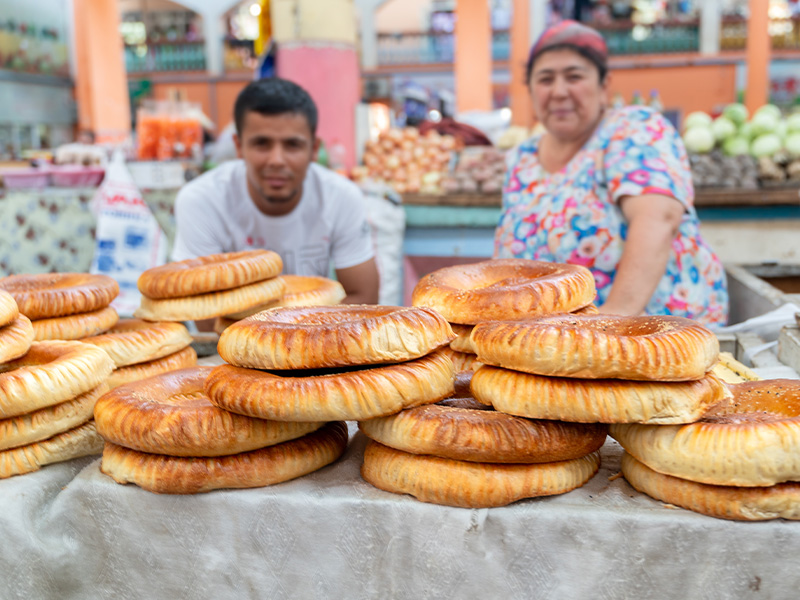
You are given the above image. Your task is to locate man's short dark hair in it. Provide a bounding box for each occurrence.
[234,78,318,137]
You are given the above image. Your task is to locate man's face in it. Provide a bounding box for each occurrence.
[234,111,320,216]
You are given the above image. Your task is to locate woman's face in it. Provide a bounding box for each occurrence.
[529,48,608,143]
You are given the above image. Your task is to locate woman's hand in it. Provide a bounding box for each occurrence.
[598,194,684,316]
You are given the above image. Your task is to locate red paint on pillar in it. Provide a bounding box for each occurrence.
[277,44,361,170]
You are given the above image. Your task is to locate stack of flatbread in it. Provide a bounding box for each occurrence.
[0,273,119,340]
[134,250,286,322]
[0,289,114,478]
[94,366,348,494]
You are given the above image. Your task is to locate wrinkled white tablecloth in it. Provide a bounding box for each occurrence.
[1,428,798,600]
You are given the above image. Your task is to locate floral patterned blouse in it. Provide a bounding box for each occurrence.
[494,105,728,326]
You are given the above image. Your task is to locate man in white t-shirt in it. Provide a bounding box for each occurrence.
[172,78,379,306]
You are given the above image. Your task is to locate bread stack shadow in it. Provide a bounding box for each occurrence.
[0,288,114,478]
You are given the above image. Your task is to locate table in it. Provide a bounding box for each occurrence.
[2,427,799,599]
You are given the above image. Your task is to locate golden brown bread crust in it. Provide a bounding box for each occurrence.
[359,403,607,463]
[107,346,197,390]
[0,384,107,451]
[611,379,800,486]
[137,250,283,299]
[277,275,346,307]
[206,349,456,422]
[440,347,484,374]
[218,305,456,370]
[621,452,800,521]
[361,441,601,508]
[83,319,192,367]
[0,420,104,479]
[225,275,347,319]
[574,303,599,315]
[472,314,719,381]
[0,341,113,418]
[134,276,286,322]
[100,421,348,494]
[0,289,18,328]
[0,273,119,319]
[449,323,476,354]
[449,304,597,354]
[31,306,119,341]
[95,367,324,456]
[0,315,34,364]
[471,365,730,424]
[411,259,596,324]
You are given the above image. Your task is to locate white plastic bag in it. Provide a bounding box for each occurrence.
[90,151,167,316]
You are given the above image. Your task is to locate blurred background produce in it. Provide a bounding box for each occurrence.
[682,103,800,187]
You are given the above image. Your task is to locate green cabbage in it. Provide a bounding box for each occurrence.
[751,133,783,157]
[723,103,749,125]
[723,136,751,156]
[711,116,737,142]
[755,104,782,121]
[739,122,753,140]
[683,111,712,131]
[750,111,780,137]
[684,127,715,153]
[786,133,800,157]
[787,113,800,134]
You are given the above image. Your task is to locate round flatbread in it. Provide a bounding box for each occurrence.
[0,273,118,319]
[361,440,600,508]
[0,384,107,451]
[138,250,283,299]
[0,289,19,328]
[621,452,800,521]
[218,305,455,370]
[0,315,34,364]
[107,346,198,390]
[359,401,607,463]
[472,314,719,381]
[206,349,455,422]
[31,306,119,341]
[100,421,348,494]
[83,319,192,367]
[134,276,286,322]
[0,341,114,418]
[411,259,596,324]
[611,379,800,486]
[0,421,104,479]
[95,367,324,457]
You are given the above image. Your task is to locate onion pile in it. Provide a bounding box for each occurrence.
[351,127,459,195]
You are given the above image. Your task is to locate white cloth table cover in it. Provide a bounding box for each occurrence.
[1,428,798,599]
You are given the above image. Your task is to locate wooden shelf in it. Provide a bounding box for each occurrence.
[403,186,800,208]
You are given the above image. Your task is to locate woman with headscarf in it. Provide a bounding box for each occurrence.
[494,20,728,326]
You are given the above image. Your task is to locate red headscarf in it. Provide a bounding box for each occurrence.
[528,19,608,64]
